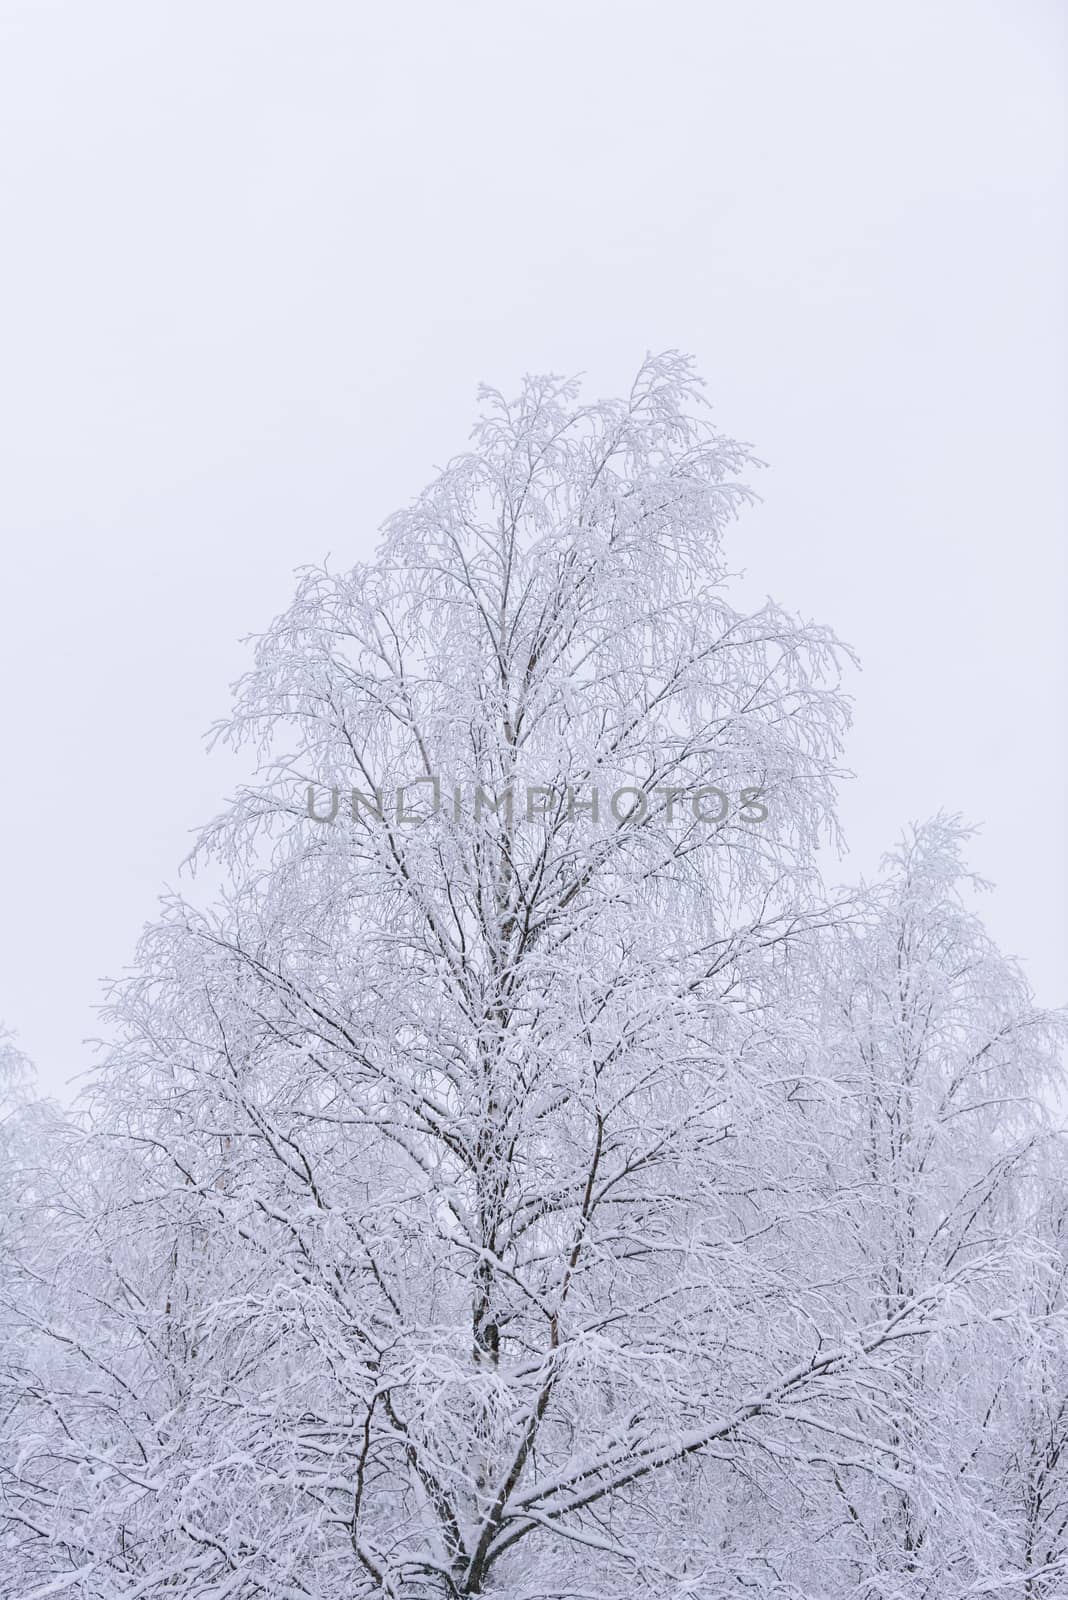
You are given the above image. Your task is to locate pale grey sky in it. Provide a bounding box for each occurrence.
[1,0,1065,1099]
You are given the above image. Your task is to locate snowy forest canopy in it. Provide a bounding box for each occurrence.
[1,355,1065,1600]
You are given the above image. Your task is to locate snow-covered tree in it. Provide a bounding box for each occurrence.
[771,818,1068,1596]
[1,359,1063,1600]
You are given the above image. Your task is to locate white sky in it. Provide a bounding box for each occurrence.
[1,1,1064,1100]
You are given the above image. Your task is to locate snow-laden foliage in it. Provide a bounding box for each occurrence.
[1,358,1064,1599]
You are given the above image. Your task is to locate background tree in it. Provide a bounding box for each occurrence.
[780,818,1067,1597]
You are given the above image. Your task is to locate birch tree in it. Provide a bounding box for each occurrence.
[1,359,1063,1600]
[782,818,1068,1597]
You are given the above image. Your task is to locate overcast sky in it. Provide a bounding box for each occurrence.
[1,1,1064,1100]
